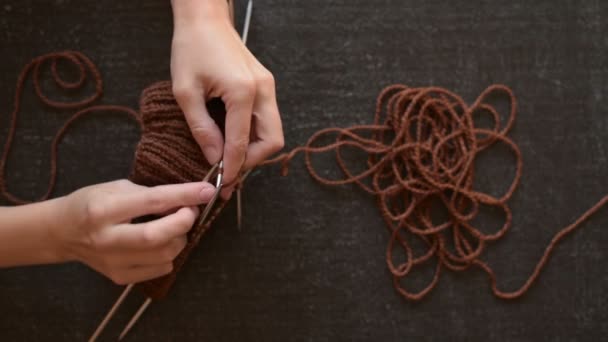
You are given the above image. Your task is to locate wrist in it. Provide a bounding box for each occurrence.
[171,0,230,26]
[45,196,76,264]
[0,197,73,267]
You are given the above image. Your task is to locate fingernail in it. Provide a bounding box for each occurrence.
[203,145,220,164]
[199,184,216,201]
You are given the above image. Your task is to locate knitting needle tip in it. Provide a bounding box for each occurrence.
[118,298,152,341]
[237,187,242,231]
[242,0,253,44]
[88,284,134,342]
[236,169,253,231]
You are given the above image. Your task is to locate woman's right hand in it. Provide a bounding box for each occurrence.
[170,0,284,198]
[56,180,216,285]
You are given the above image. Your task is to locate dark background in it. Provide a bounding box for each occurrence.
[0,0,607,341]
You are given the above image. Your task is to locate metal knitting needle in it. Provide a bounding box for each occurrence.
[235,0,253,231]
[91,2,254,340]
[88,164,222,342]
[119,4,254,337]
[118,163,224,340]
[196,161,225,229]
[237,168,253,231]
[117,162,224,341]
[242,0,253,45]
[203,162,219,183]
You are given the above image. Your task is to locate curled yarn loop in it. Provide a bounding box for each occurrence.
[266,84,608,300]
[0,51,140,205]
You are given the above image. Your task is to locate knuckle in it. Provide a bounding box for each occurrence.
[230,77,256,99]
[108,272,128,285]
[178,208,196,228]
[85,201,106,223]
[162,241,183,262]
[161,263,174,275]
[226,137,249,155]
[160,248,175,262]
[141,225,161,246]
[144,190,166,213]
[115,278,129,286]
[88,233,107,251]
[190,124,217,144]
[115,179,133,188]
[270,135,285,152]
[256,70,276,89]
[172,83,195,102]
[102,257,122,270]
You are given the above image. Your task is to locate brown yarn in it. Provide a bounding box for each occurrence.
[263,84,608,300]
[0,52,226,299]
[130,81,232,299]
[2,51,606,302]
[0,51,141,204]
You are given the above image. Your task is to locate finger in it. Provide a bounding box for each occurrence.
[111,236,188,266]
[106,206,199,249]
[108,263,174,285]
[101,182,214,223]
[243,110,284,169]
[222,78,255,184]
[173,83,224,164]
[244,69,284,169]
[220,183,235,201]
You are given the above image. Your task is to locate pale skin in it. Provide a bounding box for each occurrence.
[0,0,283,284]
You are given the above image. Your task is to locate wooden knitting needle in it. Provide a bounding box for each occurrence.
[117,298,152,340]
[117,162,224,341]
[118,2,254,336]
[91,2,255,340]
[89,163,223,342]
[88,284,134,342]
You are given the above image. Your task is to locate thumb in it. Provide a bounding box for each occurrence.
[173,84,224,164]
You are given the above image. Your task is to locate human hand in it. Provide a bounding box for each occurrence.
[55,180,215,285]
[170,0,284,197]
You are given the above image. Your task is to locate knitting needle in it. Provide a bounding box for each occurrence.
[196,161,225,229]
[117,298,152,341]
[92,2,255,340]
[119,3,254,336]
[237,184,243,230]
[235,0,253,231]
[117,3,254,335]
[88,284,134,342]
[242,0,253,45]
[237,168,253,231]
[203,162,219,183]
[117,162,224,341]
[88,164,222,342]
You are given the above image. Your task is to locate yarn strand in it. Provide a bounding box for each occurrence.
[264,84,608,300]
[0,51,141,204]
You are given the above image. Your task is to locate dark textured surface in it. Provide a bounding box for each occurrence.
[1,0,607,341]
